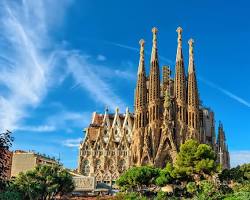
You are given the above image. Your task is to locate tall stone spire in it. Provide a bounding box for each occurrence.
[217,122,225,149]
[146,27,161,163]
[217,122,230,169]
[148,27,160,114]
[174,27,186,102]
[132,39,147,166]
[174,27,187,146]
[134,39,147,128]
[187,39,200,140]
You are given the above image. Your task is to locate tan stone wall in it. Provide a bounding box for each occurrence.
[11,153,37,177]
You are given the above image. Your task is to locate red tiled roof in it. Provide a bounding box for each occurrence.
[92,113,103,125]
[87,127,100,141]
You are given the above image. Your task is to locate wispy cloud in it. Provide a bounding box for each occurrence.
[62,137,82,148]
[199,77,250,108]
[104,40,174,65]
[230,150,250,167]
[0,0,51,131]
[0,0,128,132]
[46,109,91,131]
[97,54,106,61]
[66,53,127,111]
[17,107,91,133]
[17,125,56,132]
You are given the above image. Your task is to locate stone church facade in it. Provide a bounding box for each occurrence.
[78,27,230,185]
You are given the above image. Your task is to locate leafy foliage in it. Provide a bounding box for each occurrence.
[174,140,218,180]
[116,166,159,192]
[186,181,197,194]
[155,163,173,186]
[12,165,74,200]
[0,130,13,150]
[219,163,250,183]
[0,190,22,200]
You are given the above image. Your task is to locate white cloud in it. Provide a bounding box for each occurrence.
[104,40,174,64]
[97,54,106,61]
[199,77,250,108]
[62,137,82,147]
[46,110,91,130]
[230,151,250,167]
[0,1,50,131]
[17,108,91,133]
[0,0,128,132]
[66,53,127,111]
[17,125,56,132]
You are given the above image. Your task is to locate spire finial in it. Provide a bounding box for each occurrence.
[138,39,145,75]
[176,27,183,46]
[126,107,129,114]
[188,38,195,74]
[139,39,145,57]
[188,38,194,46]
[105,106,109,113]
[151,27,158,62]
[115,107,119,113]
[152,27,158,48]
[139,39,145,46]
[176,27,183,61]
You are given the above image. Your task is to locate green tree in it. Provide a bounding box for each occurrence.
[219,163,250,183]
[116,166,159,192]
[239,163,250,181]
[13,165,74,200]
[173,140,218,180]
[155,163,173,186]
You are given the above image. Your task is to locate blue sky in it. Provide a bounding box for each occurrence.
[0,0,249,169]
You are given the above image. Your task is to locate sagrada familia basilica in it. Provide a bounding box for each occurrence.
[78,27,230,185]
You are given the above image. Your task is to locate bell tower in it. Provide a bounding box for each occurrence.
[187,39,200,140]
[131,39,147,165]
[174,27,187,146]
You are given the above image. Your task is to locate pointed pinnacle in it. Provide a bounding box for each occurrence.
[188,38,195,74]
[176,27,183,62]
[138,39,145,75]
[151,27,158,62]
[126,107,129,114]
[139,39,145,54]
[176,26,183,44]
[188,38,194,46]
[115,107,119,113]
[152,27,158,48]
[139,39,145,46]
[152,27,158,34]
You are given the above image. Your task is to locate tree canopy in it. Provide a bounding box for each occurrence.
[116,165,159,191]
[8,165,74,200]
[173,139,219,180]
